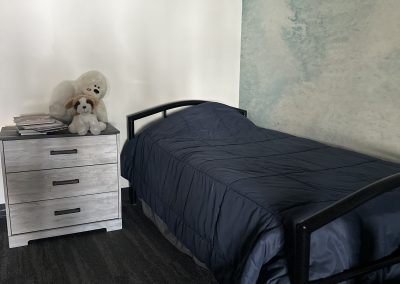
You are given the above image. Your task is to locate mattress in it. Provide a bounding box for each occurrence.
[121,102,400,283]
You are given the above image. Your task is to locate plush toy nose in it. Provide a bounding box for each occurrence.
[94,89,99,94]
[82,105,86,109]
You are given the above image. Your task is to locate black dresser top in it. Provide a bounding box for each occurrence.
[0,123,120,141]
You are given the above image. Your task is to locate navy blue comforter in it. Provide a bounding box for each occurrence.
[121,102,400,283]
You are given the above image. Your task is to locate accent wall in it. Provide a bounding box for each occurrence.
[240,0,400,162]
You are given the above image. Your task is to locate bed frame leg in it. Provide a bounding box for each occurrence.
[129,183,137,205]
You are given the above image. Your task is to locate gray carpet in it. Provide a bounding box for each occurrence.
[0,195,217,284]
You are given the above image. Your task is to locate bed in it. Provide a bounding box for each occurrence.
[121,101,400,284]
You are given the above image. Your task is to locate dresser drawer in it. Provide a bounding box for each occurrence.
[9,192,119,235]
[3,135,117,172]
[7,164,118,204]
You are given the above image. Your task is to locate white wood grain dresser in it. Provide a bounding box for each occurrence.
[0,124,122,248]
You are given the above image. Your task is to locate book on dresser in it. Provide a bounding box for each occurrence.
[13,114,68,135]
[0,123,122,248]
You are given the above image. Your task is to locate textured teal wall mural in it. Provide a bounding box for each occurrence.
[240,0,400,162]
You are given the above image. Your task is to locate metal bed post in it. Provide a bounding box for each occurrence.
[127,115,136,204]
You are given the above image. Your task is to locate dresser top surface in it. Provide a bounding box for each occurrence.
[0,123,119,141]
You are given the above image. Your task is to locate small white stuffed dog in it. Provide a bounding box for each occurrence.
[65,95,107,135]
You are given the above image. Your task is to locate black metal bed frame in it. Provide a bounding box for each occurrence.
[294,173,400,284]
[125,100,400,284]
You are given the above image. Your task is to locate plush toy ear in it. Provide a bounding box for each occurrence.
[65,98,75,109]
[86,95,99,107]
[74,101,81,109]
[86,99,94,108]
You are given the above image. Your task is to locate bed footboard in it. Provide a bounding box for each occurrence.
[125,100,247,204]
[294,172,400,284]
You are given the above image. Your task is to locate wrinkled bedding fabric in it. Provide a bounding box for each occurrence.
[121,102,400,283]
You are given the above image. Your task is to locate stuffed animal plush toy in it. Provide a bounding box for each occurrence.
[65,95,107,135]
[49,70,108,124]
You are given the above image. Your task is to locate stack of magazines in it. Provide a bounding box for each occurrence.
[14,114,68,135]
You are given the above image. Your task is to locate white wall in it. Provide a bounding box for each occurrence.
[0,0,242,203]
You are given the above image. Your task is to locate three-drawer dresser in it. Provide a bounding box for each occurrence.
[0,124,122,248]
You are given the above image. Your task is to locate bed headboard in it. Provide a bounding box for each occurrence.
[126,100,247,140]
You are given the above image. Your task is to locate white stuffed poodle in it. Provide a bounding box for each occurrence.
[49,70,108,123]
[65,95,106,135]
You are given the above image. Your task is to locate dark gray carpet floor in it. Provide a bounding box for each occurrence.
[0,195,217,284]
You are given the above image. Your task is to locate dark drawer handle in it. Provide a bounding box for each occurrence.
[52,179,80,186]
[50,149,78,155]
[54,208,81,216]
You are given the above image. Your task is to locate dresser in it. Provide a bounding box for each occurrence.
[0,124,122,248]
